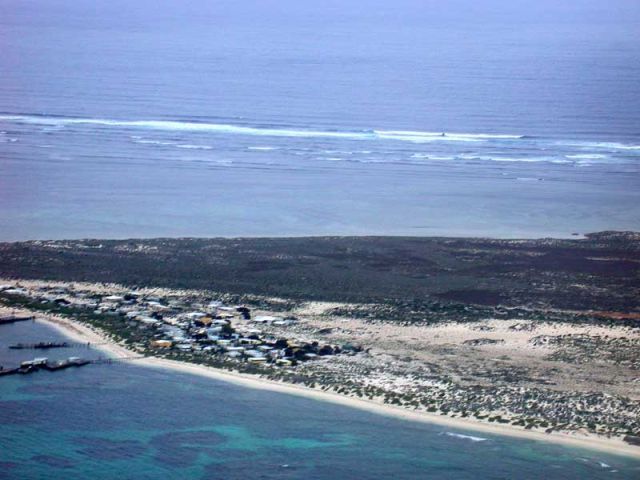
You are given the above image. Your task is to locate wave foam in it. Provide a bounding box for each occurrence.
[176,144,213,150]
[376,130,523,142]
[444,432,487,442]
[565,154,607,160]
[133,139,175,146]
[560,141,640,151]
[0,114,524,144]
[410,154,455,160]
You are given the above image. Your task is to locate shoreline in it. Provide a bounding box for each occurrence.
[35,314,640,460]
[1,231,607,244]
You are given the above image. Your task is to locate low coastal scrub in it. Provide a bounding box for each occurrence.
[2,282,639,442]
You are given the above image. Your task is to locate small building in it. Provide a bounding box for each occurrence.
[194,316,213,327]
[226,346,245,353]
[138,317,160,327]
[21,358,48,368]
[147,301,170,312]
[254,315,281,324]
[103,295,124,303]
[273,320,292,326]
[150,340,173,349]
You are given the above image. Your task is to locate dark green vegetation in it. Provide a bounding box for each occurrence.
[1,231,638,315]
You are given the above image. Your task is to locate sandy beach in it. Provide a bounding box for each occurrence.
[22,308,639,459]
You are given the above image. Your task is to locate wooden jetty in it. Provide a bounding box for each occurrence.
[0,357,91,376]
[0,355,141,377]
[90,356,142,365]
[0,315,35,326]
[43,357,91,371]
[9,341,101,350]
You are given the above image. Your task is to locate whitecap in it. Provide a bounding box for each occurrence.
[560,141,640,151]
[376,130,523,142]
[458,154,560,163]
[491,157,550,163]
[376,130,483,143]
[410,154,455,160]
[0,114,372,140]
[565,154,607,160]
[176,144,213,150]
[0,114,526,145]
[428,156,455,160]
[577,458,614,469]
[444,432,487,442]
[248,146,277,151]
[132,138,175,146]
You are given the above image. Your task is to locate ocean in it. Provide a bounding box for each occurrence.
[1,320,639,479]
[1,3,640,476]
[1,0,639,240]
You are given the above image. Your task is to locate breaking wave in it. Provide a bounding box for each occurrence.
[565,154,607,160]
[131,137,212,150]
[175,144,213,150]
[131,138,175,146]
[559,141,640,151]
[443,432,487,442]
[376,130,524,143]
[0,114,524,144]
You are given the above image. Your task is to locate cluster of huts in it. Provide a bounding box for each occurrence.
[2,284,355,367]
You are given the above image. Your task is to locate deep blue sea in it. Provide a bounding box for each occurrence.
[1,0,639,240]
[1,320,640,479]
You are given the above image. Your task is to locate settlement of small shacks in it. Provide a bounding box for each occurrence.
[0,284,363,367]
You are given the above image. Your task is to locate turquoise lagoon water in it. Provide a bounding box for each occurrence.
[1,321,639,479]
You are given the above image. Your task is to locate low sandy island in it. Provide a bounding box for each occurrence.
[29,311,640,459]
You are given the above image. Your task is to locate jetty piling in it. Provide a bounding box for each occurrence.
[0,315,35,326]
[8,341,99,350]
